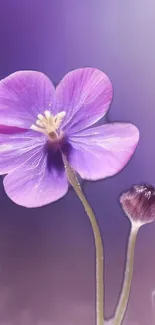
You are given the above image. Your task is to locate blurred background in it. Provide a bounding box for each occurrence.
[0,0,155,324]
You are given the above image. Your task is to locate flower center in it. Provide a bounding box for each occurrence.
[30,110,66,140]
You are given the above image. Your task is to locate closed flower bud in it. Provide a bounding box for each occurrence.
[120,184,155,225]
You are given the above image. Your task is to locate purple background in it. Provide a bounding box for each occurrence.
[0,0,155,324]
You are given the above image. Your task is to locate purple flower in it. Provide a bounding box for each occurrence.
[120,184,155,225]
[0,68,139,207]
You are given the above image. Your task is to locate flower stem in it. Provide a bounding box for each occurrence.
[113,223,139,325]
[62,153,104,325]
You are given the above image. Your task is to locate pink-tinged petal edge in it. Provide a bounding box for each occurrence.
[55,67,113,133]
[0,71,55,128]
[0,125,25,134]
[67,123,139,180]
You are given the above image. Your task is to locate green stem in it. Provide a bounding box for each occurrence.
[113,223,139,325]
[62,153,104,325]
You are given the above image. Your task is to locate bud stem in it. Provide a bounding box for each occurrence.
[62,152,104,325]
[113,222,139,325]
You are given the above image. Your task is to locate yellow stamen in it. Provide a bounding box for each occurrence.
[30,110,66,138]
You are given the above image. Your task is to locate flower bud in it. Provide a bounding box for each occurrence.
[120,184,155,225]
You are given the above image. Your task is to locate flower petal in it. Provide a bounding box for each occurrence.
[55,68,112,133]
[0,71,55,128]
[0,125,24,133]
[3,147,68,208]
[67,123,139,180]
[0,129,46,175]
